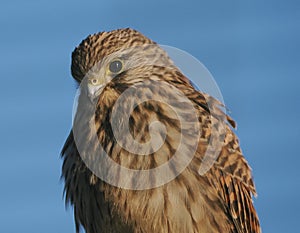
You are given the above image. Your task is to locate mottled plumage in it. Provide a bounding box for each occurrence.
[61,28,261,233]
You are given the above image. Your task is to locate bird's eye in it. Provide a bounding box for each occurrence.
[109,59,123,74]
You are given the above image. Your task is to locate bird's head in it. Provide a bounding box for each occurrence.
[71,28,186,100]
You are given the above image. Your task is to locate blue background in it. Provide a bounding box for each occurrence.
[1,0,299,232]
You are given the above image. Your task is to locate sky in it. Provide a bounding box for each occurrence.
[0,0,299,232]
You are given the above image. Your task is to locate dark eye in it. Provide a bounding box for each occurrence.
[109,60,123,73]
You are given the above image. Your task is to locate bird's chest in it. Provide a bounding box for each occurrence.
[101,173,213,233]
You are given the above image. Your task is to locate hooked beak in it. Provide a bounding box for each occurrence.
[87,84,104,100]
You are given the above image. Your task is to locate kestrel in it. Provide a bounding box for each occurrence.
[61,28,261,233]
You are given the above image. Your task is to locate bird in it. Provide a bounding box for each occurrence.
[61,28,261,233]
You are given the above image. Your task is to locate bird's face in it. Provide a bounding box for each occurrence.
[85,57,125,99]
[80,47,178,103]
[71,28,181,102]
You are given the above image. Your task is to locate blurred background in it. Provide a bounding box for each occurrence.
[0,0,299,232]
